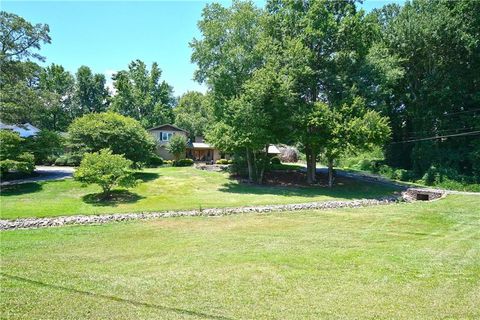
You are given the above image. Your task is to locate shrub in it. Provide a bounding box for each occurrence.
[147,154,164,167]
[53,153,82,166]
[74,149,137,196]
[422,166,439,185]
[174,158,194,167]
[166,135,188,161]
[270,156,281,165]
[25,130,64,164]
[68,112,156,166]
[163,160,174,166]
[0,130,35,175]
[216,159,230,165]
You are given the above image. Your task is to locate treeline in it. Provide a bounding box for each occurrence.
[1,0,479,186]
[191,0,480,184]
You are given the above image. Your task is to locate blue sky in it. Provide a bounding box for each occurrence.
[3,1,403,96]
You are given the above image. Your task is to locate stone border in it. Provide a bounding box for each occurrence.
[0,196,400,231]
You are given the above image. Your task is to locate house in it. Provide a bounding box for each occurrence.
[0,122,40,138]
[148,124,282,163]
[148,124,189,160]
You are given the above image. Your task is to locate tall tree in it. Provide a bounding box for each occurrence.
[192,1,293,183]
[265,0,382,183]
[372,0,480,176]
[73,66,108,116]
[0,11,50,125]
[174,91,211,140]
[38,63,75,131]
[110,60,175,128]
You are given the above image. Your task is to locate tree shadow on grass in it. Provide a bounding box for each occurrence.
[134,171,160,182]
[82,190,145,207]
[219,177,396,200]
[0,182,43,196]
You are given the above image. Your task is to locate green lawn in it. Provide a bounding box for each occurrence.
[1,195,479,319]
[0,166,396,219]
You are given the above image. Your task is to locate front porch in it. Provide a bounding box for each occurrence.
[186,148,216,162]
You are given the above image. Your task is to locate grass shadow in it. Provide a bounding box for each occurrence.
[82,190,145,207]
[0,182,43,196]
[219,176,397,200]
[134,171,160,182]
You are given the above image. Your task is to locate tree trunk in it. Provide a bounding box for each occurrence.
[327,159,334,188]
[246,148,254,183]
[257,145,269,184]
[305,148,317,184]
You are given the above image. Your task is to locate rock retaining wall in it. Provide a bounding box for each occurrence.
[402,188,446,202]
[0,196,400,231]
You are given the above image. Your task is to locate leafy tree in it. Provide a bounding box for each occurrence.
[309,98,391,187]
[0,12,50,126]
[174,91,211,140]
[192,1,293,183]
[166,134,188,162]
[68,112,156,166]
[0,130,35,175]
[372,0,480,176]
[265,0,381,183]
[73,66,109,116]
[25,130,64,164]
[110,60,175,128]
[38,64,75,131]
[74,148,137,196]
[0,11,51,63]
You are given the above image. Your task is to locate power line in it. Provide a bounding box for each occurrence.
[390,130,480,144]
[405,126,480,138]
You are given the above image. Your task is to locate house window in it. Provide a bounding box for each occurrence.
[161,132,173,141]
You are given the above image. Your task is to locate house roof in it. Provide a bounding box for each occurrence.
[268,145,281,154]
[0,122,40,137]
[191,142,212,149]
[147,124,189,133]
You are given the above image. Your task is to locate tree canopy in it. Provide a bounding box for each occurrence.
[110,60,175,128]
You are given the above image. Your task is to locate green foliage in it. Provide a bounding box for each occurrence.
[165,134,188,161]
[37,64,75,131]
[0,11,51,63]
[68,112,156,166]
[73,66,108,115]
[216,159,230,165]
[0,130,34,175]
[25,130,64,164]
[110,60,175,128]
[270,156,281,165]
[147,154,164,167]
[74,149,137,195]
[373,1,480,175]
[174,91,211,139]
[174,158,194,167]
[53,152,82,166]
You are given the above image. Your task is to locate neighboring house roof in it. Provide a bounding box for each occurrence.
[0,122,40,137]
[268,145,281,154]
[148,124,189,133]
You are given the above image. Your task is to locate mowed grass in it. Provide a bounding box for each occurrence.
[1,195,479,319]
[0,166,395,219]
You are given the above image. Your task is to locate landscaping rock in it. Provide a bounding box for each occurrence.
[0,196,403,231]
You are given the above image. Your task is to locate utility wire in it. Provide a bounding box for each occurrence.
[390,130,480,145]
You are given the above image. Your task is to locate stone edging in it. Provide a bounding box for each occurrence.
[0,196,400,231]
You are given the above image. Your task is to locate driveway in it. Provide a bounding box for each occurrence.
[0,166,75,186]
